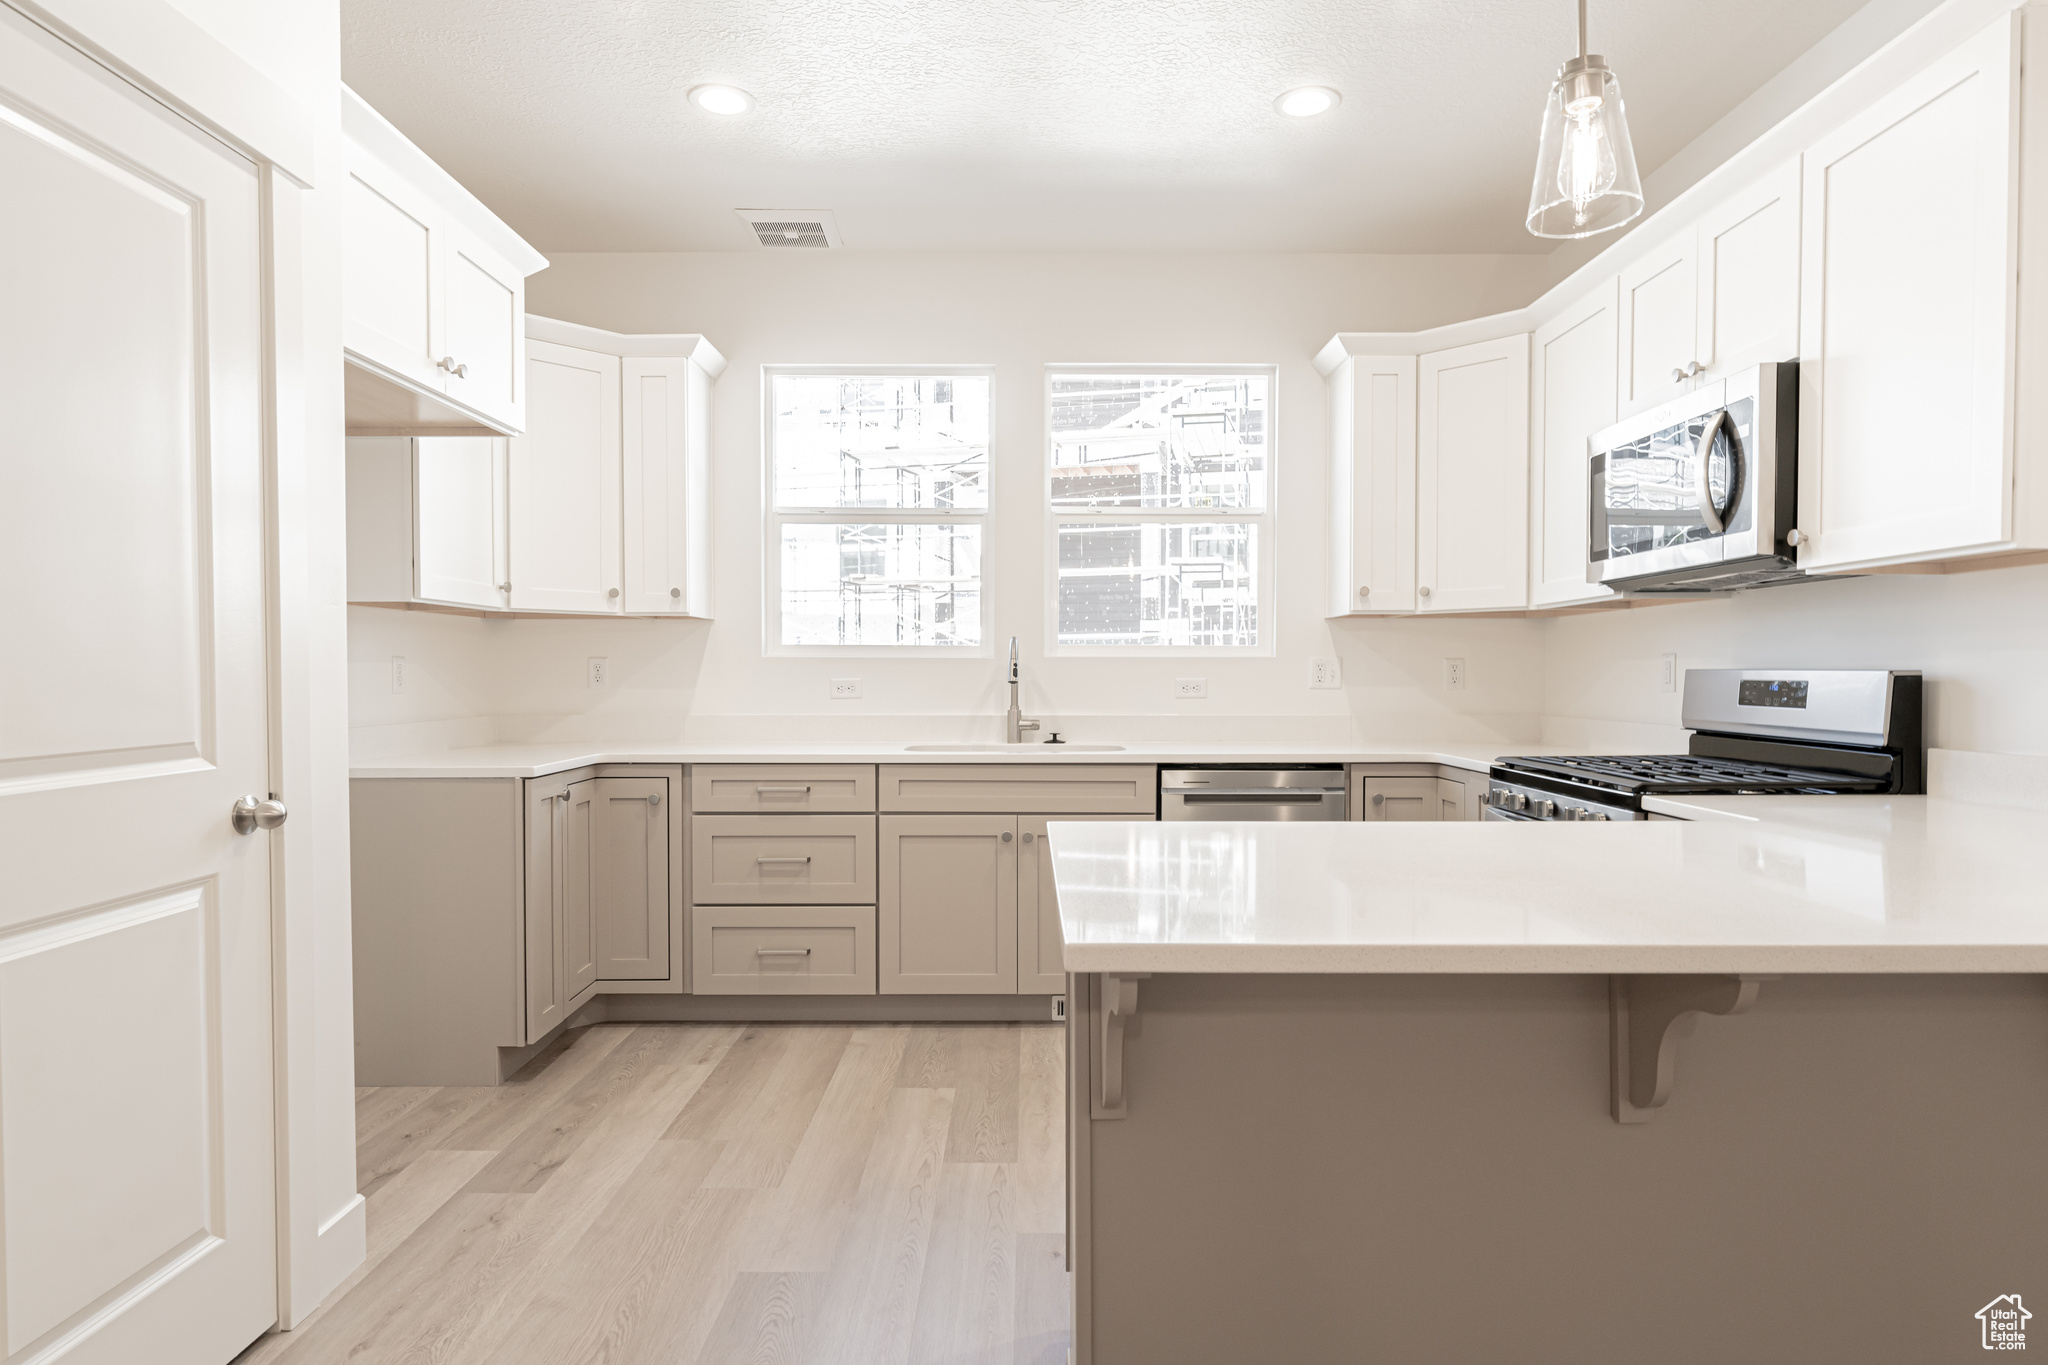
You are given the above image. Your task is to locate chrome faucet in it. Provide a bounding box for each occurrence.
[1005,637,1040,743]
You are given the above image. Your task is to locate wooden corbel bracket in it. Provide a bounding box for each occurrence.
[1610,974,1769,1124]
[1093,972,1149,1119]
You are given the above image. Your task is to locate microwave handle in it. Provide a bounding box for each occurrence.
[1694,406,1736,534]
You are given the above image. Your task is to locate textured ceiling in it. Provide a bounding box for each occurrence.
[341,0,1873,254]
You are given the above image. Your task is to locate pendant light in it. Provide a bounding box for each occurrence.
[1526,0,1643,239]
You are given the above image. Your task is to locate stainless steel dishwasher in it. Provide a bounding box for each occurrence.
[1159,766,1349,821]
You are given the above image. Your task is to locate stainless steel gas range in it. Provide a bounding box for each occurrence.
[1487,669,1923,822]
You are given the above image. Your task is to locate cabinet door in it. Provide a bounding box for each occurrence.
[1695,159,1801,378]
[1529,279,1619,608]
[561,779,600,999]
[413,436,507,608]
[1436,776,1471,822]
[592,776,670,981]
[1417,334,1530,612]
[878,815,1017,994]
[440,224,525,431]
[1617,228,1700,418]
[1328,354,1417,614]
[1016,814,1138,995]
[1361,777,1441,821]
[621,357,706,614]
[510,340,621,611]
[1798,18,2016,570]
[342,145,444,395]
[524,783,568,1040]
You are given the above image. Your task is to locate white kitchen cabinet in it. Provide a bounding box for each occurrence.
[1417,334,1530,613]
[511,340,622,612]
[622,355,716,616]
[1325,352,1418,615]
[1694,159,1801,379]
[415,436,508,608]
[341,87,545,437]
[879,815,1018,994]
[1798,17,2022,572]
[1528,279,1619,608]
[1617,229,1699,419]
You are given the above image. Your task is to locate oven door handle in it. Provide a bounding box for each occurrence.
[1693,406,1738,534]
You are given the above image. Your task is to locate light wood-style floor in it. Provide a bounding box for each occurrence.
[235,1022,1069,1365]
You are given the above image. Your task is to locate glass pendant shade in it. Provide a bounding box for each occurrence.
[1526,55,1643,239]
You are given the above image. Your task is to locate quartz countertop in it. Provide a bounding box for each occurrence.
[1047,793,2048,974]
[349,739,1550,780]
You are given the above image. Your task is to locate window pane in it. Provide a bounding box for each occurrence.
[781,522,982,646]
[1050,373,1267,510]
[774,374,989,510]
[1056,522,1258,647]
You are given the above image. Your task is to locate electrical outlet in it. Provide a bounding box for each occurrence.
[1310,658,1342,690]
[1660,653,1678,693]
[830,678,863,700]
[587,657,609,688]
[1174,677,1208,700]
[1444,657,1466,692]
[391,656,407,694]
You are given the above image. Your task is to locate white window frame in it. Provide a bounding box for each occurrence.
[763,363,996,657]
[1043,363,1278,657]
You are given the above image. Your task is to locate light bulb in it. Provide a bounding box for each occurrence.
[1558,107,1619,228]
[1274,87,1341,118]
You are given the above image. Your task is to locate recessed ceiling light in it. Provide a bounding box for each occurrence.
[689,84,755,116]
[1274,87,1340,118]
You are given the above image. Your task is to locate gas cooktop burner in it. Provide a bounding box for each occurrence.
[1495,753,1886,796]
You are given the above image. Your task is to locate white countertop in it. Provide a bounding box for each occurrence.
[349,739,1536,779]
[1048,793,2048,974]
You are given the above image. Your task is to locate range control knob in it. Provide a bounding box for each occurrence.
[1565,806,1587,821]
[1511,792,1529,812]
[1532,799,1557,818]
[1590,812,1612,821]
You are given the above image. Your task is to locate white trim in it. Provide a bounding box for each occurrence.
[343,84,547,277]
[762,364,996,656]
[4,0,314,182]
[525,313,727,374]
[1043,363,1278,657]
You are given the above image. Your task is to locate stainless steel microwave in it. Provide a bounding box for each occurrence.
[1588,362,1802,594]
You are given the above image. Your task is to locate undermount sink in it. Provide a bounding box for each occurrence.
[902,743,1125,753]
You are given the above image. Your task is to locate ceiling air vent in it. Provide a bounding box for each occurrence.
[736,209,843,249]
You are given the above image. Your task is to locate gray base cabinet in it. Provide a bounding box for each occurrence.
[1351,764,1479,821]
[878,815,1019,994]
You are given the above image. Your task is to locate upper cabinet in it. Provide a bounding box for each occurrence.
[1417,335,1530,613]
[341,86,548,438]
[347,316,725,618]
[1798,17,2027,572]
[1529,279,1618,609]
[1324,352,1417,614]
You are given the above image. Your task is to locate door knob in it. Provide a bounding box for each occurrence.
[231,795,288,835]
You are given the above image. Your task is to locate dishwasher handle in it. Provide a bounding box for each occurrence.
[1178,791,1334,803]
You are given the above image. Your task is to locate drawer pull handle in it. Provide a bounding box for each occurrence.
[755,785,812,794]
[756,947,812,957]
[756,856,812,864]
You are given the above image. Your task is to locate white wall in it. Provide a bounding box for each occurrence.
[352,250,1556,749]
[1543,564,2048,754]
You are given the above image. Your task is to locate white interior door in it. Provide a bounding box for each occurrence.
[510,340,620,612]
[0,13,277,1364]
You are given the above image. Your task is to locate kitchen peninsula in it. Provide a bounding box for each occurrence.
[1050,787,2048,1364]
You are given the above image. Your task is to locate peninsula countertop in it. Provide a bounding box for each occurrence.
[1047,793,2048,974]
[348,739,1553,780]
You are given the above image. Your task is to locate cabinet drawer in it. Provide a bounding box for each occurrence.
[691,814,876,904]
[691,905,876,995]
[692,764,876,813]
[878,764,1157,814]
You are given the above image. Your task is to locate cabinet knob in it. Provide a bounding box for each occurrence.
[607,587,620,599]
[436,356,469,378]
[1023,831,1035,844]
[647,793,661,807]
[558,791,570,801]
[1418,586,1432,598]
[1786,528,1805,547]
[1001,831,1012,842]
[1357,586,1370,599]
[670,587,682,599]
[498,582,512,592]
[1371,792,1384,805]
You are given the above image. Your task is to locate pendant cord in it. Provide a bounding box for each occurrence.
[1577,0,1588,58]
